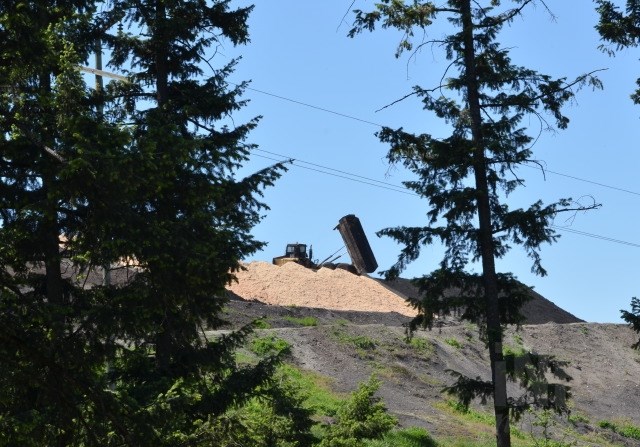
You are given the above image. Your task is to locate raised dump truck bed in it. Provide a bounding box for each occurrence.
[335,214,378,274]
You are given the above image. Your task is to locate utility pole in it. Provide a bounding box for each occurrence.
[94,39,110,288]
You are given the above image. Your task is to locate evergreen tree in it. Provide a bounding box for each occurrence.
[1,1,287,445]
[596,0,640,104]
[621,298,640,349]
[0,2,132,445]
[596,0,640,351]
[348,2,600,446]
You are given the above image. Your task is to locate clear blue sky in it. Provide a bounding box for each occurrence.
[221,1,639,323]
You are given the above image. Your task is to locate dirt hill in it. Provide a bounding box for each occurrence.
[224,262,640,446]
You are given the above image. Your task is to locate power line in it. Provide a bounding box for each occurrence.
[524,163,640,197]
[251,153,417,196]
[239,83,640,198]
[552,225,640,248]
[254,150,640,249]
[253,153,640,250]
[242,86,384,128]
[255,148,410,191]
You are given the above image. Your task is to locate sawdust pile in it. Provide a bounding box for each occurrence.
[226,261,417,317]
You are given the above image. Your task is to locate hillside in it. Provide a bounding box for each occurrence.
[223,262,640,446]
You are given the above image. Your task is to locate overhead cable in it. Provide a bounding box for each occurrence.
[238,82,640,198]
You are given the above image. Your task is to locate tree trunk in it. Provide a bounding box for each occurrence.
[153,0,173,373]
[38,61,70,447]
[459,2,510,446]
[39,71,65,311]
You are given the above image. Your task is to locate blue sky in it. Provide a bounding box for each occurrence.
[220,1,640,323]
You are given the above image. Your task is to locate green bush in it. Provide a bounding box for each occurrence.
[254,318,272,329]
[319,376,397,447]
[205,369,315,447]
[251,335,292,356]
[351,335,377,350]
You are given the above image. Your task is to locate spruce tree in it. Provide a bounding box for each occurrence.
[621,298,640,349]
[1,1,287,445]
[349,2,600,446]
[596,0,640,104]
[0,3,132,445]
[596,1,640,350]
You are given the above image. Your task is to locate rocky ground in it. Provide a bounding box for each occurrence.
[222,262,640,446]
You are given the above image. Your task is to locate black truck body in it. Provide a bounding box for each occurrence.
[335,214,378,274]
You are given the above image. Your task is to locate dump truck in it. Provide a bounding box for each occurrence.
[335,214,377,274]
[272,214,377,275]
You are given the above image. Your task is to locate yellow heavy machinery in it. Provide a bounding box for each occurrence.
[272,243,315,268]
[272,214,378,275]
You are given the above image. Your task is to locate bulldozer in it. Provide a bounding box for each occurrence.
[272,243,315,269]
[272,214,377,275]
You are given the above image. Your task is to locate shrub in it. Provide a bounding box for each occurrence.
[319,376,397,447]
[205,369,314,447]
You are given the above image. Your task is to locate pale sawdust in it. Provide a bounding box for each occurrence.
[226,261,416,317]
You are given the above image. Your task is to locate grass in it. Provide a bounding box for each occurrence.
[444,338,462,349]
[435,400,528,443]
[278,363,345,416]
[442,400,496,426]
[376,362,418,382]
[513,333,524,346]
[427,399,619,447]
[252,318,271,329]
[250,334,292,356]
[598,419,640,440]
[331,326,378,355]
[568,413,589,425]
[408,336,435,357]
[364,427,437,446]
[231,320,623,447]
[439,440,498,447]
[284,315,318,326]
[503,344,527,357]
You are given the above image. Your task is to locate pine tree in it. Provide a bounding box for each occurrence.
[1,1,287,445]
[349,2,601,446]
[596,0,640,104]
